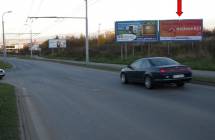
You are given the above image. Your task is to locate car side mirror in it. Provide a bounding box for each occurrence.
[127,65,133,69]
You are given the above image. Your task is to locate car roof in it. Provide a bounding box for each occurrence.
[139,57,170,61]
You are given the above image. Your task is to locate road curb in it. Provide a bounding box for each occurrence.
[15,87,33,140]
[14,83,51,140]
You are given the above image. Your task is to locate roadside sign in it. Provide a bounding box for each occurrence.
[159,19,203,41]
[115,20,158,42]
[49,39,67,48]
[30,44,41,51]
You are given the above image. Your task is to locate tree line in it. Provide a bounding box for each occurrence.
[18,28,215,64]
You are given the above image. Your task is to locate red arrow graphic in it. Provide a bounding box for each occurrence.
[176,0,183,17]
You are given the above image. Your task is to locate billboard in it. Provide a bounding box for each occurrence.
[115,20,158,42]
[160,19,203,41]
[49,39,67,48]
[30,45,41,51]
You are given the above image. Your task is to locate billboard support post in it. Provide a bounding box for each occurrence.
[141,45,143,52]
[52,48,54,55]
[148,43,150,57]
[120,45,123,60]
[167,42,170,56]
[85,0,89,64]
[30,25,33,58]
[192,42,194,50]
[125,43,128,59]
[58,47,60,54]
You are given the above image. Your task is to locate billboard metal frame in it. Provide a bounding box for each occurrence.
[48,39,67,49]
[159,19,203,42]
[115,20,159,43]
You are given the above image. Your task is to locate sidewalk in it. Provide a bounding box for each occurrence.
[33,56,215,79]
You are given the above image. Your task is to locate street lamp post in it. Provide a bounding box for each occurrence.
[30,27,33,57]
[2,11,12,59]
[85,0,89,64]
[25,23,33,57]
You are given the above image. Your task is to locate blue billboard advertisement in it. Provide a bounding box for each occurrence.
[115,20,158,42]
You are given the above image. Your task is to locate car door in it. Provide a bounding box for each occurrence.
[126,60,142,82]
[135,60,151,82]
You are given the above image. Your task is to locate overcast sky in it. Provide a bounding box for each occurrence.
[0,0,215,41]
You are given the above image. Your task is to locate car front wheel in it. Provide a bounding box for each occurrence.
[121,73,128,84]
[144,76,153,89]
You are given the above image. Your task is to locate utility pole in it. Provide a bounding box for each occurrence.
[28,24,33,57]
[97,23,101,47]
[2,11,12,59]
[98,24,101,36]
[30,25,33,57]
[85,0,89,64]
[2,16,5,58]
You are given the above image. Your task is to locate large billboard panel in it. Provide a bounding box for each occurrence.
[49,39,67,48]
[160,19,203,41]
[115,20,158,42]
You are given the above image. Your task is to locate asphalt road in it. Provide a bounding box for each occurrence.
[4,57,215,140]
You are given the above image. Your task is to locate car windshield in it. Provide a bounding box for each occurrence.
[149,58,179,66]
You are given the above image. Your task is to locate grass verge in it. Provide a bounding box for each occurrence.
[16,55,215,71]
[45,55,215,71]
[176,58,215,71]
[0,59,13,69]
[0,83,19,140]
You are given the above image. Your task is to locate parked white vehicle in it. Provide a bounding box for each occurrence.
[0,69,5,79]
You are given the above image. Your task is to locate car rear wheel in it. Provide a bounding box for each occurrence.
[176,82,185,87]
[121,73,128,84]
[144,76,153,89]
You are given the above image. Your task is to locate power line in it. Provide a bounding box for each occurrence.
[34,0,45,16]
[28,16,85,19]
[27,16,85,38]
[25,0,35,23]
[27,16,85,40]
[89,0,101,6]
[28,16,79,39]
[33,20,60,39]
[16,0,35,33]
[70,0,100,15]
[27,0,35,17]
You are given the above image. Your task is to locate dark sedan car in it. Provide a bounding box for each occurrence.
[120,57,192,89]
